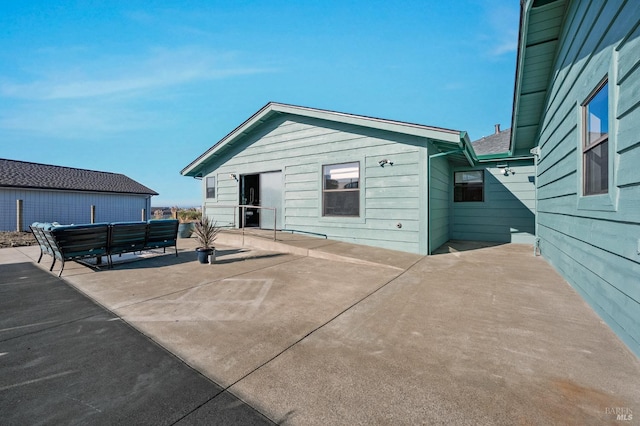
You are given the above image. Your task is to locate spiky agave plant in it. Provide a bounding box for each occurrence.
[193,216,220,249]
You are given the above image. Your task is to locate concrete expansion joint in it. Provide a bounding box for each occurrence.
[226,232,407,271]
[307,248,406,271]
[217,254,424,398]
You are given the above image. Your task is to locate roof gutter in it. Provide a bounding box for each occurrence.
[457,131,476,166]
[476,155,534,163]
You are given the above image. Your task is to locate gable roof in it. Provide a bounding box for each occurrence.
[181,102,476,177]
[472,128,512,157]
[0,158,158,195]
[510,0,568,156]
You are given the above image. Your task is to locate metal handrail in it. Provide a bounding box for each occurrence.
[203,204,277,241]
[281,229,328,239]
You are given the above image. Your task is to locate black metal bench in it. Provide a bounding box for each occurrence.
[29,224,54,264]
[108,222,149,268]
[31,220,180,276]
[145,220,179,255]
[41,223,110,277]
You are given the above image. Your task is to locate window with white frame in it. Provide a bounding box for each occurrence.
[323,162,359,216]
[582,79,609,196]
[206,176,216,198]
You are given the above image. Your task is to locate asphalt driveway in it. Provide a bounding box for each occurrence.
[0,261,272,425]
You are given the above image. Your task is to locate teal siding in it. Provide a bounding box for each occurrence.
[200,114,431,254]
[535,0,640,355]
[429,155,451,251]
[451,161,536,244]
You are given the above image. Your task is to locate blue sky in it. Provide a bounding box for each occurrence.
[0,0,520,207]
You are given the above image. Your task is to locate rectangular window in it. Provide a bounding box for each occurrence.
[323,162,359,216]
[454,170,483,202]
[206,176,215,199]
[582,80,608,196]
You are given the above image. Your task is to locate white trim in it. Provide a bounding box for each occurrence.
[181,102,464,176]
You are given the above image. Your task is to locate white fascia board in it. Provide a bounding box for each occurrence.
[182,102,465,176]
[181,104,275,176]
[272,103,461,142]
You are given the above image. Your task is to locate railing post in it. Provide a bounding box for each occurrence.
[16,199,23,232]
[242,205,247,247]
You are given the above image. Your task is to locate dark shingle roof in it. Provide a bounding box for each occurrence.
[0,159,158,195]
[472,128,511,156]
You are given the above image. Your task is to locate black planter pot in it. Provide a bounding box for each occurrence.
[196,248,213,264]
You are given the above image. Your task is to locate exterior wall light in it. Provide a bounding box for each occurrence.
[497,164,513,176]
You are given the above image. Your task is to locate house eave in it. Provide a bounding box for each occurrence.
[181,102,465,177]
[510,0,568,155]
[0,184,158,196]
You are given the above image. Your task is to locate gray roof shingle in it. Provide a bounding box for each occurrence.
[0,159,158,195]
[472,128,511,156]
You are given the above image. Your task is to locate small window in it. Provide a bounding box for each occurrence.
[582,80,608,196]
[206,176,215,198]
[323,162,359,216]
[454,171,483,202]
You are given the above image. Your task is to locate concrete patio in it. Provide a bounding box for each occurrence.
[1,231,638,425]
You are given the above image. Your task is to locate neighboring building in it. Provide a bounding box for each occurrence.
[472,125,510,157]
[0,159,158,231]
[181,102,536,255]
[512,0,639,355]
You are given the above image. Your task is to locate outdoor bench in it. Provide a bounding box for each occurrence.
[146,219,180,254]
[29,223,55,264]
[30,219,179,276]
[40,223,110,277]
[108,222,149,267]
[108,220,179,267]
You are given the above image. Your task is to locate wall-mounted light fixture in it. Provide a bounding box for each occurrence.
[378,159,394,167]
[229,173,238,181]
[496,164,514,176]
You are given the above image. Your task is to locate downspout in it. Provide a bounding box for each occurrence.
[530,146,541,255]
[427,149,464,255]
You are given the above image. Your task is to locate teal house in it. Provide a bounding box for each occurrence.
[181,103,536,255]
[182,0,639,356]
[512,0,640,355]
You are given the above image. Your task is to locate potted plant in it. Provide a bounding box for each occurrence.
[193,215,220,264]
[176,208,201,238]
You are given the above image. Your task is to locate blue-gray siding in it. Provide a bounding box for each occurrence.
[451,161,536,244]
[0,188,152,230]
[535,0,640,355]
[201,114,438,254]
